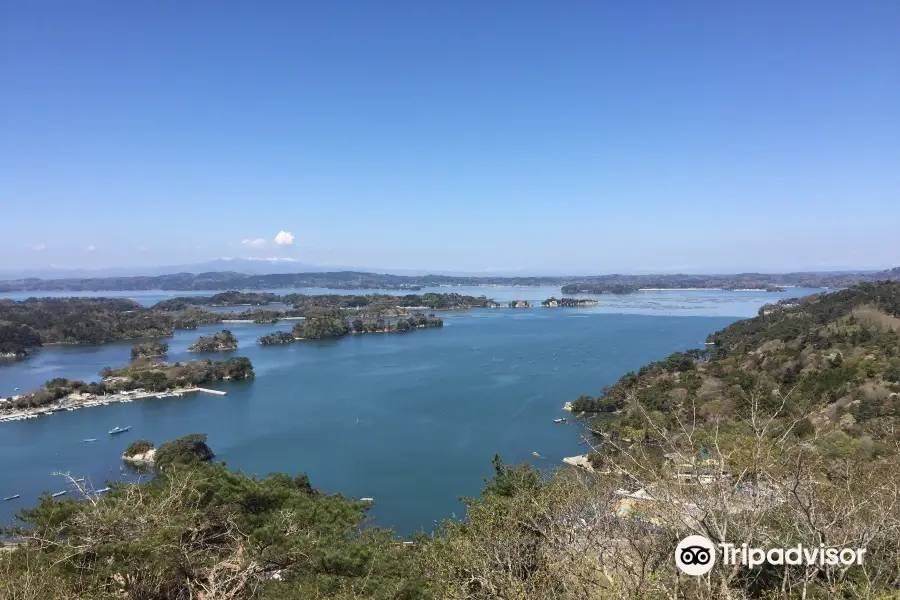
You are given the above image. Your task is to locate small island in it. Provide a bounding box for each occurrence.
[257,331,295,345]
[508,300,533,308]
[122,439,156,465]
[130,341,168,360]
[541,297,600,307]
[122,434,215,468]
[188,330,238,352]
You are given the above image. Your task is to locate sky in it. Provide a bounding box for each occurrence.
[2,1,899,275]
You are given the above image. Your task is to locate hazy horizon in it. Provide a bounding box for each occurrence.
[0,257,895,281]
[4,2,898,273]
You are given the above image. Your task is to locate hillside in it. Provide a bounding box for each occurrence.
[572,282,900,461]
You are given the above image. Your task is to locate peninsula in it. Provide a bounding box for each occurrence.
[0,357,253,422]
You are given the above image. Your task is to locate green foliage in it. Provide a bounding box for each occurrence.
[0,297,174,349]
[570,393,622,413]
[154,433,215,469]
[573,282,900,461]
[293,316,351,340]
[478,454,542,499]
[123,439,155,457]
[3,461,427,599]
[0,322,41,355]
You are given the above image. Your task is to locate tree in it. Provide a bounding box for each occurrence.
[154,433,215,470]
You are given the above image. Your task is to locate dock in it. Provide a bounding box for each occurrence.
[194,387,227,396]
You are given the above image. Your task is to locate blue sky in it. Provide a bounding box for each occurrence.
[2,1,898,274]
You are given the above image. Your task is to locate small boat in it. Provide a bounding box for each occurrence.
[96,487,110,494]
[84,438,97,442]
[553,418,567,424]
[360,497,375,502]
[108,426,131,435]
[51,491,67,498]
[3,495,19,501]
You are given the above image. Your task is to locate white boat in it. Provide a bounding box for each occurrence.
[553,418,567,424]
[84,438,96,442]
[3,495,19,501]
[96,487,110,493]
[108,426,131,435]
[51,491,67,498]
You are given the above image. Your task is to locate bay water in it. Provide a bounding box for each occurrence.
[0,287,824,535]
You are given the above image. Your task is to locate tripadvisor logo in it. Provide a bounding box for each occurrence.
[675,535,716,576]
[675,535,867,576]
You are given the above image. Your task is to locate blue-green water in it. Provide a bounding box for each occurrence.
[0,287,825,535]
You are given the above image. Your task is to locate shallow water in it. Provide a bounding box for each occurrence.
[0,287,824,535]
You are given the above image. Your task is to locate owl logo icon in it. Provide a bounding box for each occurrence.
[675,535,716,575]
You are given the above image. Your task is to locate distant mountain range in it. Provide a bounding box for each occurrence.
[0,259,341,280]
[0,266,898,293]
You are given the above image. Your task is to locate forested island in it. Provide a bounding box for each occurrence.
[188,330,238,352]
[257,331,295,345]
[559,283,641,294]
[0,293,490,357]
[262,312,444,344]
[122,434,215,468]
[130,341,168,360]
[2,266,898,292]
[0,298,230,356]
[154,291,497,311]
[506,300,532,308]
[2,356,254,413]
[540,297,600,307]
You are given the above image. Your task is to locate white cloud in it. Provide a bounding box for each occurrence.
[242,238,267,247]
[86,244,96,252]
[273,231,295,246]
[27,244,46,251]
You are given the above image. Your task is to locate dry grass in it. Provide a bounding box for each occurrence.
[852,306,900,332]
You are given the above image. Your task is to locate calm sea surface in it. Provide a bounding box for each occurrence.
[0,287,825,535]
